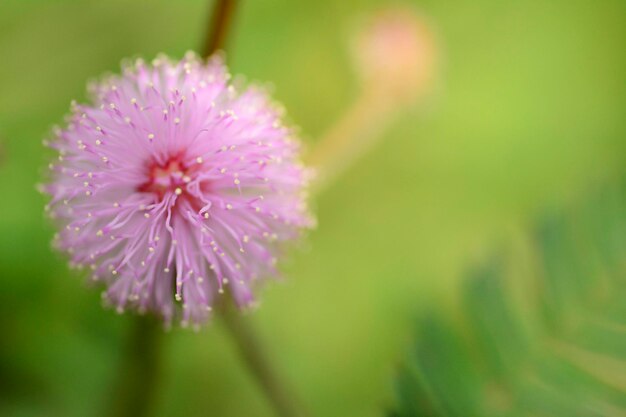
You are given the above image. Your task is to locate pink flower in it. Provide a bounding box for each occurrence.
[43,52,314,327]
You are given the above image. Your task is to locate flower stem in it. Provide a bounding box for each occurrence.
[105,315,163,417]
[202,0,238,58]
[218,301,308,417]
[306,89,398,193]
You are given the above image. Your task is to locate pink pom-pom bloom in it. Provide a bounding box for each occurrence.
[43,52,314,326]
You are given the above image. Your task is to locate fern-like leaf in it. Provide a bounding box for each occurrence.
[390,179,626,417]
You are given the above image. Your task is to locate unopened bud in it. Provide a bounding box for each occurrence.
[352,8,436,103]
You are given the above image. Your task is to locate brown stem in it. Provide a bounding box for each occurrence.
[218,300,308,417]
[202,0,238,58]
[105,315,163,417]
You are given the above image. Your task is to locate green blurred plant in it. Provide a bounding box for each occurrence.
[390,177,626,416]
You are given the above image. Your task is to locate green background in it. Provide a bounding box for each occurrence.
[0,0,624,416]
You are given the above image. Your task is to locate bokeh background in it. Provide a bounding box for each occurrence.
[1,1,625,416]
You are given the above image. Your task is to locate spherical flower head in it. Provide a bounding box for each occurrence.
[43,52,314,327]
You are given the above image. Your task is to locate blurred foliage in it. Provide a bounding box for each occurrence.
[0,0,625,416]
[390,177,626,416]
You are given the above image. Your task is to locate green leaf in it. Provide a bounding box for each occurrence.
[389,178,626,417]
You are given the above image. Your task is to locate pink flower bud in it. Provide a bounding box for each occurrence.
[353,8,436,103]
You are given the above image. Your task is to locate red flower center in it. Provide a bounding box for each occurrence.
[139,157,190,200]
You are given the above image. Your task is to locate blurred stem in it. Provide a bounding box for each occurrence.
[218,300,308,417]
[106,315,163,417]
[202,0,238,58]
[306,89,399,193]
